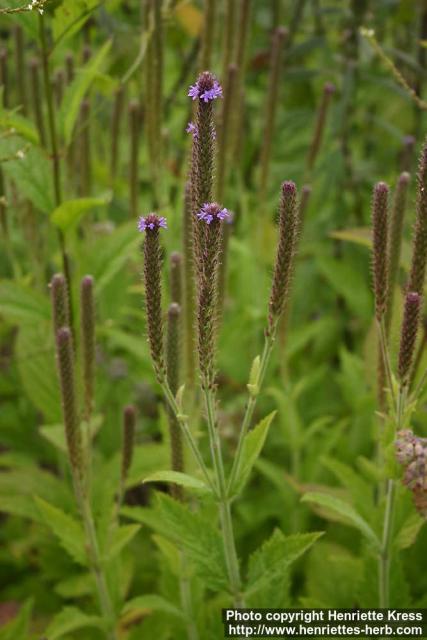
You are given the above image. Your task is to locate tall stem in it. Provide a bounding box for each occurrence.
[160,380,217,495]
[378,386,403,608]
[204,389,243,607]
[38,14,74,328]
[228,332,275,493]
[379,478,396,608]
[77,485,117,640]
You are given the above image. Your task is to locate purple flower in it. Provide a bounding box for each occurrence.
[188,73,223,102]
[186,122,198,138]
[138,213,167,233]
[197,202,230,224]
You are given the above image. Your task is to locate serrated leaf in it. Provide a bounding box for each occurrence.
[229,411,276,496]
[246,530,323,599]
[0,494,42,522]
[51,193,112,232]
[44,606,103,640]
[106,524,141,562]
[34,496,86,566]
[0,137,53,212]
[123,495,228,592]
[301,491,380,549]
[122,595,185,620]
[395,512,425,549]
[143,470,210,492]
[59,40,112,145]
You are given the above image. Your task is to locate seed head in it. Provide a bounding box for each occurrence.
[398,291,421,384]
[50,273,70,336]
[121,405,136,484]
[268,181,299,333]
[408,137,427,295]
[55,327,83,480]
[371,181,389,320]
[140,213,168,381]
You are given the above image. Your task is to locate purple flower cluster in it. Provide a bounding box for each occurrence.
[188,77,223,102]
[138,213,168,233]
[395,429,427,517]
[197,203,230,224]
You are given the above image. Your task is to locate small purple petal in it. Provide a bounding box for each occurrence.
[186,122,198,138]
[197,202,229,224]
[188,84,199,100]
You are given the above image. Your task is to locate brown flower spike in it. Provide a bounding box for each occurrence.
[268,181,299,334]
[371,181,389,320]
[139,213,168,382]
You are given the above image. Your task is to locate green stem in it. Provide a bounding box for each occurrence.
[376,317,396,409]
[160,380,217,496]
[379,479,395,608]
[203,389,243,607]
[74,478,118,640]
[378,387,404,608]
[228,332,275,493]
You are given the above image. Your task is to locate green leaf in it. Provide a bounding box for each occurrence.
[143,470,211,492]
[0,599,33,640]
[16,324,61,423]
[301,492,380,549]
[59,40,112,145]
[51,193,112,232]
[229,411,276,496]
[0,137,54,212]
[106,524,141,562]
[246,530,323,599]
[122,495,228,592]
[0,108,39,144]
[34,496,86,566]
[329,227,371,248]
[55,573,94,598]
[44,606,103,640]
[0,494,42,522]
[40,415,103,454]
[316,254,372,321]
[83,221,140,294]
[0,281,51,324]
[127,443,170,487]
[323,457,374,520]
[53,0,99,45]
[395,512,425,550]
[122,595,185,620]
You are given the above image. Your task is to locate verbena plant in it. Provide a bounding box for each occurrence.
[0,2,427,639]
